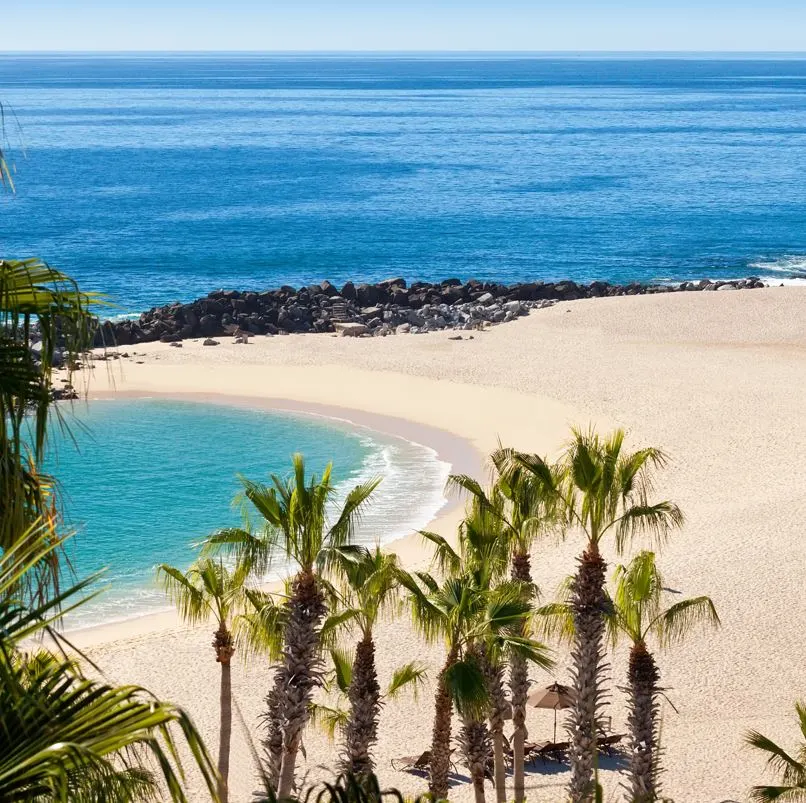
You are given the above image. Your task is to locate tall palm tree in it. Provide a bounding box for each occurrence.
[607,551,719,802]
[157,558,252,803]
[327,545,426,778]
[746,703,806,802]
[0,526,220,802]
[204,454,379,798]
[511,428,683,802]
[309,644,427,760]
[543,553,720,802]
[401,545,551,803]
[451,451,561,803]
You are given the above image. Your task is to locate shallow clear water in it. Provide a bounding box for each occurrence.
[2,54,806,312]
[45,399,449,629]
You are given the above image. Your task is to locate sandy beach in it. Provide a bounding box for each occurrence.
[68,287,806,802]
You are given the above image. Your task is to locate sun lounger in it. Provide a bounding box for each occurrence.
[392,748,458,774]
[534,740,570,763]
[597,734,625,755]
[391,750,430,772]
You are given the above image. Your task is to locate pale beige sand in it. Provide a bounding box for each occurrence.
[67,288,806,802]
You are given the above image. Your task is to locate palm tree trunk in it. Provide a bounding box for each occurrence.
[213,624,235,803]
[481,649,508,803]
[263,671,284,792]
[510,548,532,803]
[430,645,459,801]
[276,570,327,799]
[459,715,491,803]
[627,641,660,803]
[568,543,608,803]
[340,634,381,777]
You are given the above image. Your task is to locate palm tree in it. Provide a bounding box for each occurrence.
[451,451,561,803]
[746,703,806,802]
[606,551,719,802]
[157,558,251,803]
[326,545,427,778]
[0,525,221,802]
[309,644,427,761]
[401,533,551,803]
[204,454,379,798]
[511,428,683,802]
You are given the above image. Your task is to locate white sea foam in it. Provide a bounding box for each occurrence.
[749,255,806,283]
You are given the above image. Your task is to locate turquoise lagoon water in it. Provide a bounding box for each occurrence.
[45,399,449,629]
[3,54,806,312]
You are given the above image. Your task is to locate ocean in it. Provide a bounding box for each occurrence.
[2,53,806,313]
[47,399,449,628]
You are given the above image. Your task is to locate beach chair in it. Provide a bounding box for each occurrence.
[523,741,550,767]
[391,750,431,773]
[597,733,625,755]
[535,740,570,764]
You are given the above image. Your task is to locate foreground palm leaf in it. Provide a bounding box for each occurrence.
[0,527,220,802]
[0,257,101,601]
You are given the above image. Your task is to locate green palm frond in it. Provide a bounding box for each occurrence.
[746,706,806,799]
[0,258,104,600]
[157,557,249,630]
[611,501,684,552]
[209,456,379,588]
[235,588,286,661]
[420,530,461,576]
[535,600,576,643]
[328,647,355,694]
[308,703,349,744]
[386,662,428,701]
[444,655,488,719]
[654,595,720,647]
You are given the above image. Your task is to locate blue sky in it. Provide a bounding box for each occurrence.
[7,0,806,52]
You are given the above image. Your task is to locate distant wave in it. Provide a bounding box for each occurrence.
[749,256,806,285]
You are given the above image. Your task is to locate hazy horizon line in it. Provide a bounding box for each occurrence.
[3,49,806,57]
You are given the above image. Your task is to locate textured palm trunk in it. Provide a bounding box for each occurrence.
[340,634,381,778]
[481,649,508,803]
[509,548,532,803]
[568,543,608,803]
[263,671,285,792]
[627,641,661,803]
[213,624,235,803]
[429,645,459,801]
[459,715,491,803]
[276,570,327,799]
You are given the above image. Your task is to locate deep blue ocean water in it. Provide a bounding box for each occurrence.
[2,53,806,313]
[46,399,448,628]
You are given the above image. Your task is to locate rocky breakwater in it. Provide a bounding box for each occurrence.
[94,276,766,346]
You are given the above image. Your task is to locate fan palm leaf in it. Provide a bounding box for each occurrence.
[746,703,806,802]
[0,528,220,802]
